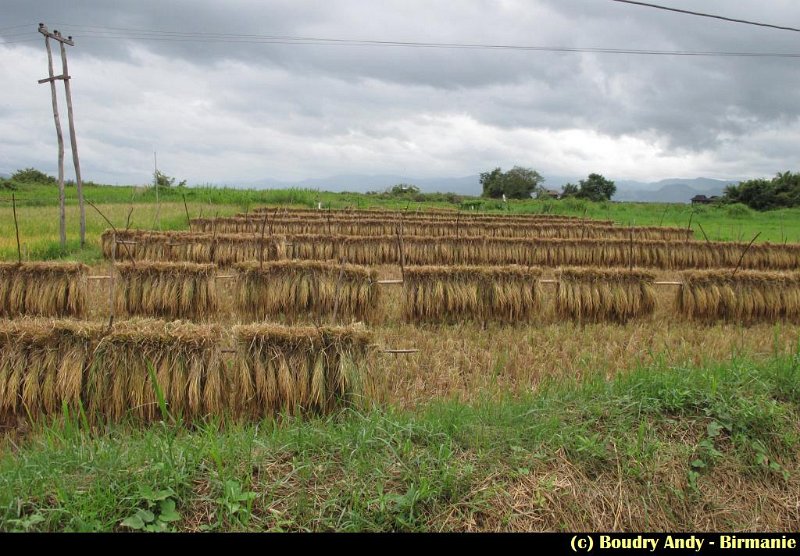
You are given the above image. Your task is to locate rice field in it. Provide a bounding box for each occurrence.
[2,204,799,421]
[2,199,800,532]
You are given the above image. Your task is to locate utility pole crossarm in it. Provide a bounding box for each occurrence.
[37,75,70,84]
[37,24,75,46]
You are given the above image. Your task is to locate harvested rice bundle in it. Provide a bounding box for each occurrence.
[675,270,800,323]
[233,323,373,417]
[0,319,103,419]
[101,230,286,265]
[213,234,286,265]
[87,319,224,422]
[403,265,542,323]
[235,261,379,323]
[115,262,218,320]
[555,267,657,323]
[0,262,87,318]
[199,216,657,239]
[248,206,613,223]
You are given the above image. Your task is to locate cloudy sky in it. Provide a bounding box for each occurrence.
[1,0,798,186]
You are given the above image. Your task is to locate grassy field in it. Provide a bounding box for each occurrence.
[1,182,799,532]
[1,352,798,531]
[1,182,799,262]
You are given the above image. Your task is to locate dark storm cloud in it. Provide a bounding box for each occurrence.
[1,0,799,183]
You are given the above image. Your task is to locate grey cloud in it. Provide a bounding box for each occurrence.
[2,0,799,183]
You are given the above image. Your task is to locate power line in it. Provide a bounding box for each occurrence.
[0,23,34,33]
[611,0,800,33]
[3,22,800,58]
[16,23,797,58]
[0,38,40,44]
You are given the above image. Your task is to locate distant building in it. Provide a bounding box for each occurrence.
[690,194,720,205]
[542,189,561,199]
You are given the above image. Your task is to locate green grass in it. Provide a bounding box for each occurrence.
[2,351,798,531]
[2,182,799,264]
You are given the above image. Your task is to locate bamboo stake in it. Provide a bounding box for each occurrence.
[732,232,761,277]
[125,207,134,231]
[659,207,668,227]
[697,222,710,243]
[12,194,21,263]
[259,210,268,270]
[271,208,278,236]
[628,226,634,271]
[108,232,116,331]
[183,194,192,232]
[396,224,406,281]
[87,200,136,266]
[331,257,348,324]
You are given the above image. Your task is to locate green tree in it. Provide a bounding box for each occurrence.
[154,170,186,188]
[724,171,800,210]
[480,166,544,199]
[387,183,420,196]
[11,168,56,184]
[561,182,579,197]
[576,173,616,201]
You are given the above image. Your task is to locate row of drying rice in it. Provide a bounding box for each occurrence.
[0,318,373,424]
[101,230,800,271]
[192,216,691,240]
[3,261,799,325]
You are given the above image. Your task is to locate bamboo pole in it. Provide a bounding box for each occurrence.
[87,200,136,266]
[259,210,268,270]
[108,232,116,331]
[732,232,761,277]
[330,257,347,324]
[183,194,192,232]
[12,194,21,263]
[697,222,710,243]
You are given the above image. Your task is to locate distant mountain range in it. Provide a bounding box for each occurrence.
[241,174,740,204]
[613,177,737,203]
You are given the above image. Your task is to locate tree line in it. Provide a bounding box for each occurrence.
[722,171,800,210]
[480,166,616,201]
[6,165,799,211]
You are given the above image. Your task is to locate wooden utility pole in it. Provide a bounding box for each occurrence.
[38,24,86,247]
[37,24,66,249]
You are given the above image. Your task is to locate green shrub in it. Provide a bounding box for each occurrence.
[725,203,753,219]
[11,168,56,185]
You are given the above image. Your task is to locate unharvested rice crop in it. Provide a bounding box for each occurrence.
[115,262,218,320]
[0,319,103,420]
[232,323,373,417]
[86,319,224,422]
[403,265,542,323]
[0,262,87,318]
[555,267,657,323]
[235,260,379,323]
[675,269,800,323]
